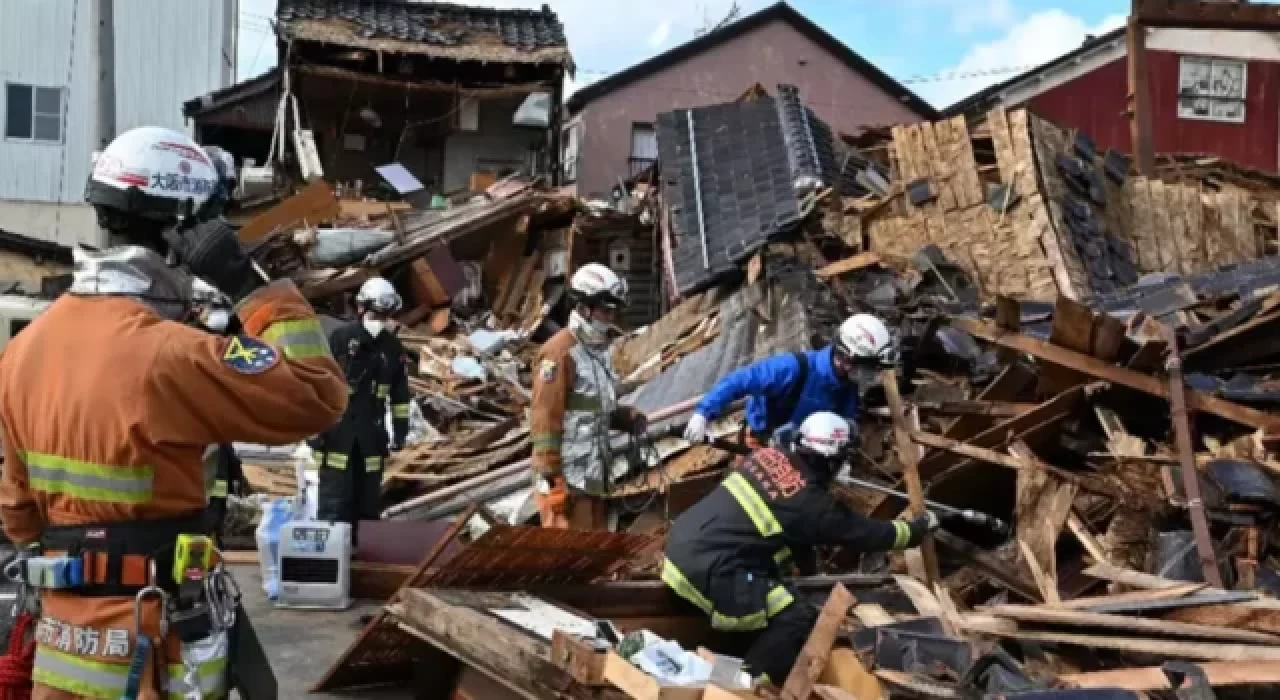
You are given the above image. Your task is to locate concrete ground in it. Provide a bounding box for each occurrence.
[231,565,413,699]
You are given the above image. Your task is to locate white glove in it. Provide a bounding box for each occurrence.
[683,414,709,443]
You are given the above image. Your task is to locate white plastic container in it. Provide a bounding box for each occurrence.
[254,498,295,599]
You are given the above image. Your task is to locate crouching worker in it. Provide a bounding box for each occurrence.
[663,411,956,686]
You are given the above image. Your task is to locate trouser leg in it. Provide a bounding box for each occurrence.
[742,599,819,685]
[348,443,364,548]
[317,448,355,526]
[357,452,383,521]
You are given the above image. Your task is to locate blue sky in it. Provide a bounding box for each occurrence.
[238,0,1131,109]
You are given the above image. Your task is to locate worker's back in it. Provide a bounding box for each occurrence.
[0,294,209,529]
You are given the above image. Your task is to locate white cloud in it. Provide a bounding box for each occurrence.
[648,20,672,49]
[917,9,1127,109]
[951,0,1016,34]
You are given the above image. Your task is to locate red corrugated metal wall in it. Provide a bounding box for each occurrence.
[1024,51,1280,172]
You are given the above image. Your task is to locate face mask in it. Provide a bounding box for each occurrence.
[569,309,610,347]
[363,319,385,338]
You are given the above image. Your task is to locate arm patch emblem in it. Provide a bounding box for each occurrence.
[222,336,280,374]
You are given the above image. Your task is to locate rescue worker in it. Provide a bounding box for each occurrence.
[530,264,647,530]
[311,276,411,547]
[203,444,244,548]
[663,412,961,686]
[0,126,347,700]
[683,313,895,448]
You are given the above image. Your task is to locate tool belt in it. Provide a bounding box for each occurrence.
[34,512,210,597]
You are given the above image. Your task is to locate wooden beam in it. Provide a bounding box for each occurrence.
[239,180,340,244]
[815,252,881,278]
[882,369,939,585]
[1082,562,1210,591]
[1057,582,1206,611]
[1163,604,1280,637]
[1164,332,1224,588]
[933,531,1041,602]
[781,584,856,700]
[944,362,1037,441]
[817,651,884,700]
[971,627,1280,661]
[985,604,1280,644]
[1066,512,1111,565]
[951,317,1279,430]
[602,652,704,700]
[1132,0,1280,31]
[1063,661,1280,691]
[1127,15,1155,175]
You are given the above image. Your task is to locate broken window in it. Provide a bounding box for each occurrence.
[4,83,62,142]
[1177,55,1246,124]
[629,123,658,177]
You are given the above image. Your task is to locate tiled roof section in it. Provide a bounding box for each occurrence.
[657,88,836,296]
[276,0,571,65]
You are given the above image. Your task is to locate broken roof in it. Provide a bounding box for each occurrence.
[276,0,572,68]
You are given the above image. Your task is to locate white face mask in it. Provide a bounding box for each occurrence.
[569,309,610,346]
[363,318,385,337]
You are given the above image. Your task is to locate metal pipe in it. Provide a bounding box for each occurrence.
[686,110,710,270]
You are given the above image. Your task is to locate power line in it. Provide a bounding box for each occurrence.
[573,62,1039,85]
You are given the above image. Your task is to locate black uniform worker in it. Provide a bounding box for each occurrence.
[663,411,961,686]
[203,443,245,546]
[312,276,411,545]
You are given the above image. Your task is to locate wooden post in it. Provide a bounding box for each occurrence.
[882,369,939,585]
[1126,12,1155,175]
[780,584,856,700]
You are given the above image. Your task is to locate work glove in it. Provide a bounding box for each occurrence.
[900,512,940,548]
[538,475,569,516]
[168,219,262,303]
[683,414,709,443]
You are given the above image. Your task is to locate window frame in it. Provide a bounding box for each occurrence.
[4,82,64,143]
[1176,55,1247,125]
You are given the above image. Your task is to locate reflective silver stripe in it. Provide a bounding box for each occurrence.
[33,646,129,697]
[24,451,154,504]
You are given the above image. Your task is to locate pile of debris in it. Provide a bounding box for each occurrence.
[233,86,1280,697]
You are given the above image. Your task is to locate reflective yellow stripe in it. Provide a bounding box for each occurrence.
[660,558,712,615]
[210,479,228,498]
[365,456,383,472]
[319,452,349,469]
[261,318,331,361]
[661,559,777,632]
[891,520,912,550]
[23,451,154,505]
[766,585,794,617]
[774,546,793,565]
[723,472,782,537]
[33,645,129,698]
[376,384,390,399]
[391,403,410,419]
[532,432,562,450]
[166,655,229,699]
[711,609,768,631]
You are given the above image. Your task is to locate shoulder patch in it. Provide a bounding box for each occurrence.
[539,359,557,382]
[222,335,279,374]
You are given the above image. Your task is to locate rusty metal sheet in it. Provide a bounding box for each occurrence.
[421,525,659,588]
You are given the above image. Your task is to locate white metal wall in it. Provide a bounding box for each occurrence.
[0,0,234,205]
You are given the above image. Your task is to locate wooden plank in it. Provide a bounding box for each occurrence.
[1063,661,1280,691]
[1010,442,1075,604]
[944,362,1036,441]
[1057,582,1206,611]
[951,317,1279,430]
[407,257,450,308]
[893,575,949,628]
[1083,562,1202,591]
[934,531,1041,602]
[816,252,881,278]
[602,652,704,700]
[1065,513,1111,565]
[883,369,938,585]
[975,627,1280,661]
[551,630,607,686]
[239,180,341,243]
[780,583,856,700]
[986,604,1280,644]
[1017,540,1060,605]
[817,650,884,700]
[1163,604,1280,636]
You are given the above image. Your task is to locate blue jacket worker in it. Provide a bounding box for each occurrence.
[683,313,895,447]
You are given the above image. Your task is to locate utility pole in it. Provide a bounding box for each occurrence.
[92,0,115,150]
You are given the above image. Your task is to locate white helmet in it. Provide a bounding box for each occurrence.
[86,126,221,223]
[356,277,402,314]
[836,313,894,365]
[797,412,853,458]
[569,263,628,309]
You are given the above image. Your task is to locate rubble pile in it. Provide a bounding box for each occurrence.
[236,95,1280,698]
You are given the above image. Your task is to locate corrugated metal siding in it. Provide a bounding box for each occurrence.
[0,0,95,205]
[0,0,232,207]
[1027,50,1280,172]
[115,0,233,133]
